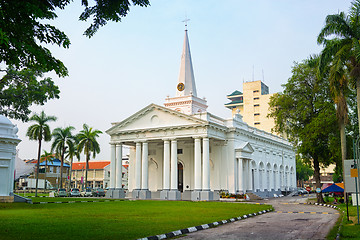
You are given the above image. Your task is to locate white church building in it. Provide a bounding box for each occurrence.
[106,28,296,201]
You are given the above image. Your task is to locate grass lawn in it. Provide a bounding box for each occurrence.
[337,202,360,239]
[29,196,108,202]
[21,192,110,203]
[0,200,271,240]
[318,197,360,240]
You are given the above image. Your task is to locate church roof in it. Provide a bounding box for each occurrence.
[176,29,197,97]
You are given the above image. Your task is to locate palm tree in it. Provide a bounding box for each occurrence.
[329,56,350,171]
[51,126,75,189]
[26,111,57,197]
[40,150,55,191]
[66,142,80,189]
[77,124,102,189]
[317,0,360,134]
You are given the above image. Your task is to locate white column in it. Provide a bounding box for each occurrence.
[170,139,178,190]
[194,137,202,191]
[287,172,290,189]
[259,169,262,191]
[263,169,267,191]
[163,140,170,190]
[202,138,210,191]
[135,142,142,190]
[270,169,274,190]
[253,169,258,191]
[244,160,249,191]
[248,161,253,191]
[273,171,277,190]
[116,144,123,189]
[110,144,116,189]
[237,158,243,192]
[220,143,227,190]
[141,142,149,190]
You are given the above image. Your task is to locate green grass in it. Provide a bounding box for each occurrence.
[29,196,106,202]
[19,192,49,197]
[318,197,360,240]
[337,203,360,239]
[0,201,271,240]
[21,192,108,202]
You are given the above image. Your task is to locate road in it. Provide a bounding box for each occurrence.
[180,194,340,240]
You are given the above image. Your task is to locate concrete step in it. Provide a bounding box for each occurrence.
[246,192,263,200]
[13,194,32,203]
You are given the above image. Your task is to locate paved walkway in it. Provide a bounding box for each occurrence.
[180,195,340,240]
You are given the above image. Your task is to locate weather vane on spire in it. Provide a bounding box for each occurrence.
[182,18,190,30]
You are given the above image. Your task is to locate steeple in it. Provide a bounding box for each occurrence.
[176,29,197,97]
[164,26,207,115]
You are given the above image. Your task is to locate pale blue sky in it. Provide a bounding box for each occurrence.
[14,0,353,161]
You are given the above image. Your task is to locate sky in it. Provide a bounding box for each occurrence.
[12,0,354,162]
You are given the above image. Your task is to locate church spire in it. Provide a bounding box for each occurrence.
[176,28,197,97]
[164,25,207,115]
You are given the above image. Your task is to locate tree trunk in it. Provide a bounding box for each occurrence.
[35,139,42,197]
[44,160,47,192]
[313,157,324,203]
[340,121,348,202]
[85,153,89,189]
[60,147,65,189]
[357,79,360,135]
[69,157,73,189]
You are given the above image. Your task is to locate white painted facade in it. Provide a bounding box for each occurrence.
[106,29,296,200]
[0,115,21,202]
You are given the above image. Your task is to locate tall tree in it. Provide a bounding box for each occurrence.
[40,150,55,191]
[26,111,57,196]
[296,157,314,188]
[0,0,150,120]
[66,142,80,189]
[321,52,351,199]
[269,56,340,203]
[77,124,102,189]
[51,126,75,188]
[317,0,360,135]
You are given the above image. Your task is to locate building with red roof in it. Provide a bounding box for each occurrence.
[71,158,128,189]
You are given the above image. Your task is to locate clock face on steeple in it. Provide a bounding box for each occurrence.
[177,83,185,91]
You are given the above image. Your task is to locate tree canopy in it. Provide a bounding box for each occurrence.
[0,68,60,121]
[317,0,360,135]
[0,0,150,121]
[269,56,340,203]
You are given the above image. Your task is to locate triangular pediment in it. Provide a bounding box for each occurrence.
[235,142,254,159]
[106,104,207,135]
[235,142,254,153]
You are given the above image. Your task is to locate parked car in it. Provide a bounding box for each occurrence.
[81,188,93,197]
[92,188,105,197]
[69,188,80,197]
[297,187,309,195]
[56,188,68,197]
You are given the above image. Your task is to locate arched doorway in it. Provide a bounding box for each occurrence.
[178,162,183,192]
